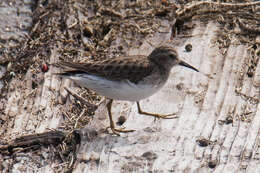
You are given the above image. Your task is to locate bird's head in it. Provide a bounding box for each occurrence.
[148,46,199,72]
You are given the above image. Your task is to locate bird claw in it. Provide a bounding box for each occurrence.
[106,126,135,136]
[151,114,178,122]
[157,114,178,119]
[138,111,179,119]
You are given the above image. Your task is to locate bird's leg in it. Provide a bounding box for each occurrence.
[136,101,178,119]
[106,99,135,135]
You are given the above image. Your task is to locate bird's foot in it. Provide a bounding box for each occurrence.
[106,126,135,136]
[153,113,178,119]
[136,102,179,120]
[138,111,178,119]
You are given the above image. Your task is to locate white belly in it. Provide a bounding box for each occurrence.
[66,74,165,101]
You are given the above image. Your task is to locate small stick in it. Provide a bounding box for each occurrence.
[64,87,97,108]
[176,1,260,17]
[74,109,85,128]
[236,18,260,35]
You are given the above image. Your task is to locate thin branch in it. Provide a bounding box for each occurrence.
[64,87,97,108]
[177,1,260,18]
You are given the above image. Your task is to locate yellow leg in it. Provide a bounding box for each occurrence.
[136,101,178,119]
[106,99,135,135]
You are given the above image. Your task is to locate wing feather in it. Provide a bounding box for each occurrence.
[55,56,154,84]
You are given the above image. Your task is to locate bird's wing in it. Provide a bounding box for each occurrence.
[55,55,154,84]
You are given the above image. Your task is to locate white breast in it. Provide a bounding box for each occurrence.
[65,74,165,101]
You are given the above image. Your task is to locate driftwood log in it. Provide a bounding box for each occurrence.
[0,0,260,172]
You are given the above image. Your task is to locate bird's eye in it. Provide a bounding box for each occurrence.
[169,54,175,59]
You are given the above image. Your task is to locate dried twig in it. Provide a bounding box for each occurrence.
[0,131,66,155]
[236,18,260,35]
[235,89,259,105]
[74,109,85,128]
[177,1,260,17]
[64,87,97,108]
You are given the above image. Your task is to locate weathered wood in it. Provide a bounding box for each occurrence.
[1,0,260,172]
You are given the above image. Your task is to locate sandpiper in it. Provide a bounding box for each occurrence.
[55,46,199,135]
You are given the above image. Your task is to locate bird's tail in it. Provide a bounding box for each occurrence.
[51,62,77,77]
[51,61,88,79]
[52,61,86,70]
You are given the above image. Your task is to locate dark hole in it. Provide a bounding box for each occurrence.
[252,44,257,50]
[196,139,209,147]
[185,44,192,52]
[84,46,90,51]
[32,81,38,89]
[247,71,253,78]
[42,0,48,6]
[72,130,81,145]
[208,161,217,168]
[83,28,93,38]
[76,34,81,41]
[102,25,111,36]
[225,116,233,124]
[116,116,126,126]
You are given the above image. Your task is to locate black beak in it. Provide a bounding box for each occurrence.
[179,60,199,72]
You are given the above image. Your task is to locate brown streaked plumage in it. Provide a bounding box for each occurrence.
[56,55,155,84]
[55,46,199,135]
